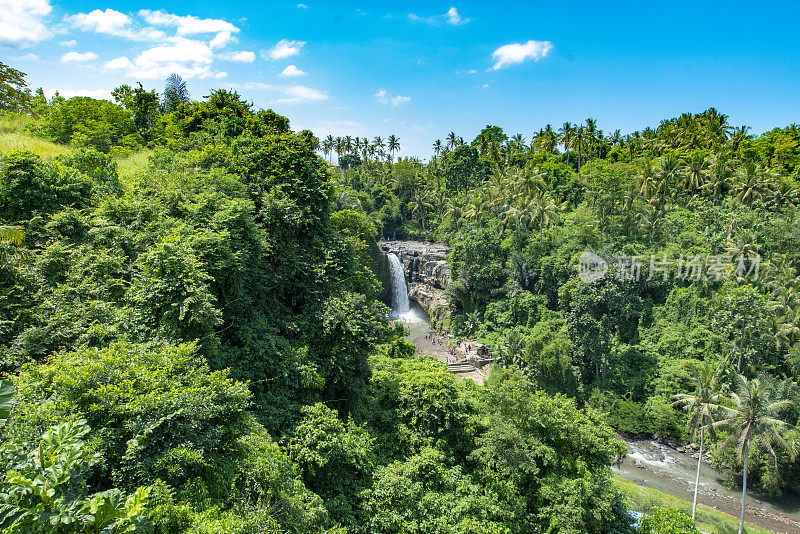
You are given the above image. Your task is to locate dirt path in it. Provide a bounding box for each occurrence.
[407,328,488,385]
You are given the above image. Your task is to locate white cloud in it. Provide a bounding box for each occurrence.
[374,89,410,107]
[68,9,165,41]
[209,31,235,49]
[104,56,133,70]
[60,39,77,47]
[61,51,98,63]
[408,6,469,26]
[265,39,305,60]
[46,88,112,100]
[297,3,309,8]
[104,37,222,79]
[16,53,40,62]
[280,64,306,77]
[0,0,52,48]
[245,82,327,104]
[491,40,553,70]
[219,50,255,63]
[70,9,130,34]
[446,7,469,25]
[138,10,239,36]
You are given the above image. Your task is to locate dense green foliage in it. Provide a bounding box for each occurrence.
[2,60,796,533]
[330,113,800,534]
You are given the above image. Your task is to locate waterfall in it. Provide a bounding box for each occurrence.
[387,253,410,314]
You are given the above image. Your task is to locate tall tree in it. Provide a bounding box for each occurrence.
[387,135,400,160]
[714,374,796,534]
[0,62,30,112]
[162,73,190,113]
[672,361,724,520]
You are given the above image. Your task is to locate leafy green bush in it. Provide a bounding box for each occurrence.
[639,507,700,534]
[10,341,251,492]
[0,420,151,533]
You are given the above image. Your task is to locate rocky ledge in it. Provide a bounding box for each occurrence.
[380,240,450,289]
[408,282,447,311]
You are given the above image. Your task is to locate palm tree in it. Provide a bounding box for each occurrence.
[639,202,668,244]
[407,189,433,232]
[732,161,772,207]
[446,131,458,150]
[464,310,480,336]
[162,73,189,113]
[432,139,443,158]
[530,190,560,241]
[443,197,464,229]
[387,135,400,161]
[322,135,334,162]
[559,122,573,165]
[714,374,796,534]
[685,152,711,194]
[637,158,658,200]
[372,136,385,155]
[333,137,343,162]
[672,361,725,521]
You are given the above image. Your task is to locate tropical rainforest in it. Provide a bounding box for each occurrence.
[1,60,799,534]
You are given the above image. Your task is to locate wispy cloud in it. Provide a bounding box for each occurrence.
[61,51,97,63]
[408,6,469,26]
[104,37,224,79]
[446,7,468,25]
[138,10,239,36]
[297,3,309,9]
[491,40,553,70]
[46,87,112,100]
[59,39,77,47]
[375,89,410,107]
[264,39,306,60]
[68,9,165,42]
[219,50,255,63]
[245,82,327,104]
[281,64,307,77]
[0,0,52,48]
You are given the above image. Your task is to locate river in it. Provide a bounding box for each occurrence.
[615,439,800,532]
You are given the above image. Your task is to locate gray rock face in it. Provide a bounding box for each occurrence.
[380,240,450,289]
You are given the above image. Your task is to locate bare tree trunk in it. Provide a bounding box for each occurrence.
[692,426,704,520]
[739,439,750,534]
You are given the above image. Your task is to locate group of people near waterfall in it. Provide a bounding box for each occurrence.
[422,331,477,363]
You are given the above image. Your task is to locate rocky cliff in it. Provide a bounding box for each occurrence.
[380,240,450,288]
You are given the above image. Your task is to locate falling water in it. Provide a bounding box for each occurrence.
[387,253,410,315]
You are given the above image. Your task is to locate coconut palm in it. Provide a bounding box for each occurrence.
[672,360,725,520]
[732,161,772,207]
[407,189,433,232]
[704,153,735,199]
[714,374,796,534]
[446,132,458,149]
[685,152,711,194]
[432,139,443,158]
[387,135,400,160]
[372,136,384,155]
[530,190,560,241]
[322,135,334,162]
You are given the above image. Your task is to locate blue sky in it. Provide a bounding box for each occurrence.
[2,1,800,158]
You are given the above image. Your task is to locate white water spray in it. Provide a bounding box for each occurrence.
[387,253,410,314]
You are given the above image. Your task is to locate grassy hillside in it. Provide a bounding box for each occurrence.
[0,113,152,183]
[614,476,773,534]
[0,113,72,159]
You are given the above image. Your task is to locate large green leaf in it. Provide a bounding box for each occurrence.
[0,380,15,428]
